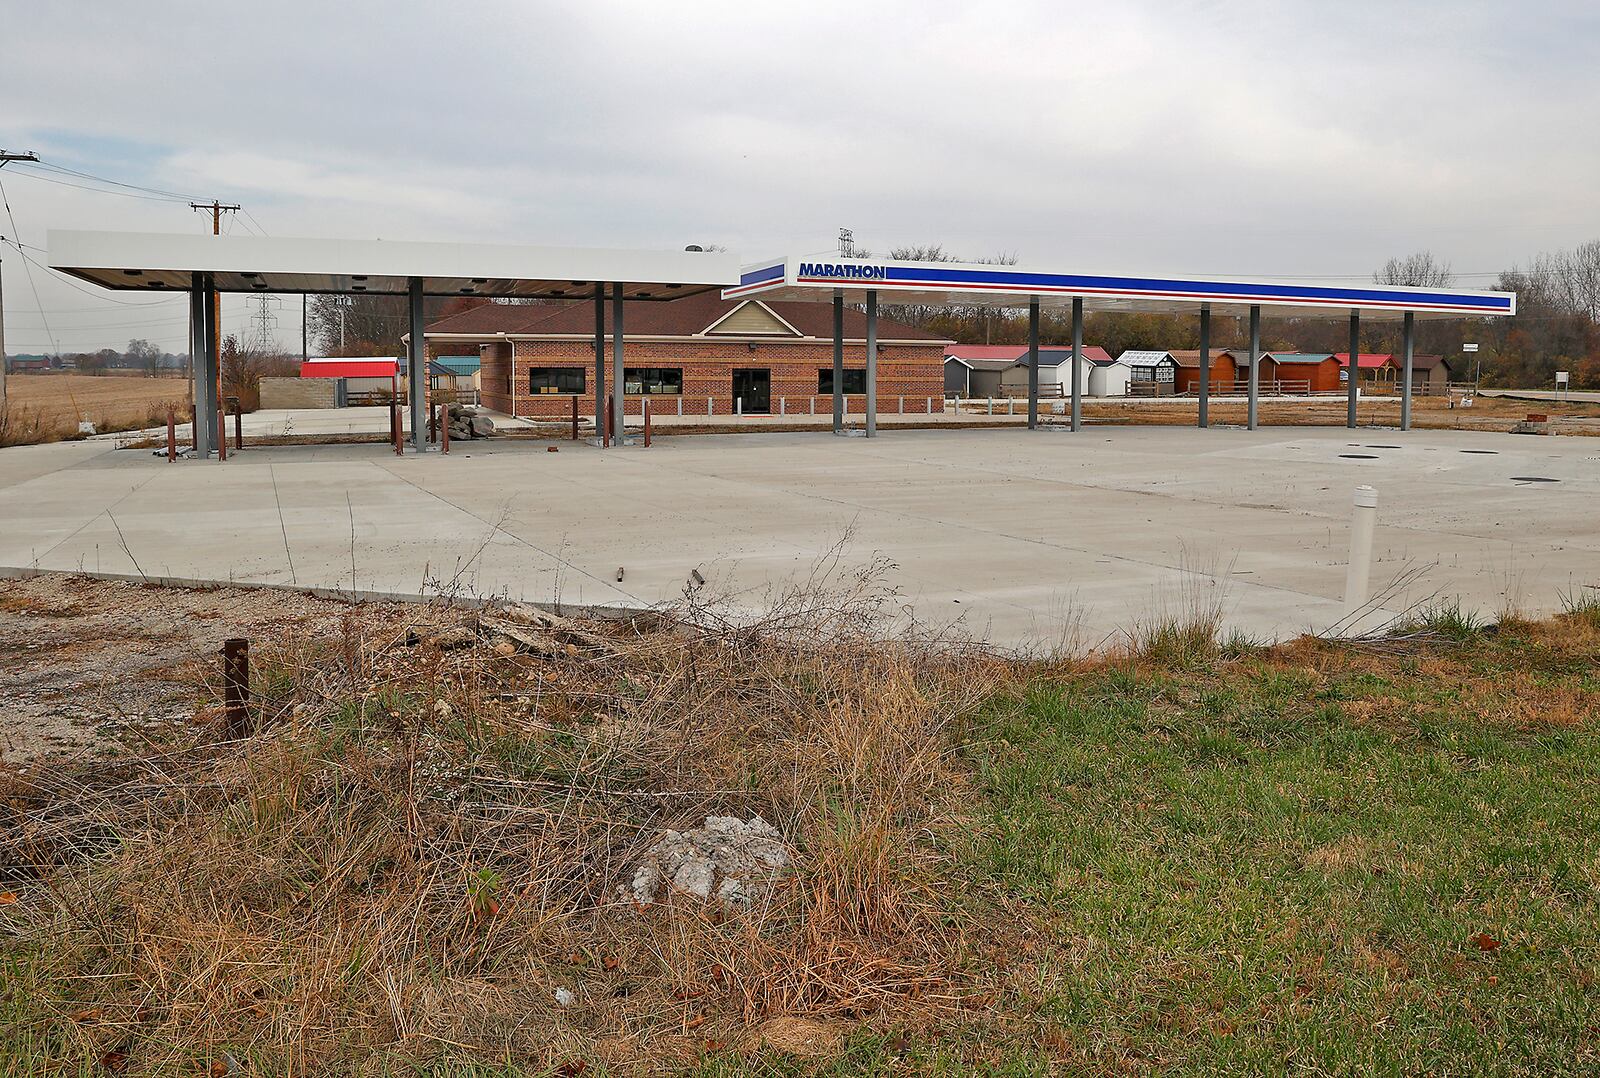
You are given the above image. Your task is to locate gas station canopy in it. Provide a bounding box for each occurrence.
[724,255,1516,321]
[47,230,740,301]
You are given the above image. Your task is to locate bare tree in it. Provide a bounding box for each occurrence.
[1374,251,1455,288]
[126,338,163,377]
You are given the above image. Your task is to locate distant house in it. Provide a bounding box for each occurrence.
[1118,350,1179,394]
[5,355,53,373]
[945,345,1024,397]
[1170,350,1238,394]
[1261,352,1340,393]
[428,355,481,397]
[1408,354,1454,392]
[999,346,1111,398]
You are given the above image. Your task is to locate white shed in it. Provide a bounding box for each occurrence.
[1087,357,1131,397]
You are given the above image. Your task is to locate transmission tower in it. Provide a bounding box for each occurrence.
[246,293,281,352]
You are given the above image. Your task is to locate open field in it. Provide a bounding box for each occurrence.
[1,375,192,446]
[1,573,1597,1075]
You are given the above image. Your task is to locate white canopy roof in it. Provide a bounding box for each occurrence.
[47,230,740,301]
[726,255,1516,321]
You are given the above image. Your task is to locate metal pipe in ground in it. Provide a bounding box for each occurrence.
[1343,485,1378,618]
[440,402,450,454]
[643,396,652,447]
[571,395,579,441]
[216,401,227,461]
[233,404,243,450]
[166,408,176,462]
[221,637,251,738]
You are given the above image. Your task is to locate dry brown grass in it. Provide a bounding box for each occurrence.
[0,570,1009,1073]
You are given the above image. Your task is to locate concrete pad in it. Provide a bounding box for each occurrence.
[1,426,1594,650]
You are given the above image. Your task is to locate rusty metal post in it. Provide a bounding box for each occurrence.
[644,395,652,447]
[233,403,243,450]
[221,637,250,738]
[166,408,176,462]
[605,401,613,446]
[571,394,579,441]
[191,403,199,451]
[440,402,449,454]
[216,401,227,461]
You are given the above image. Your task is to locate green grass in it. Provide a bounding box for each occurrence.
[962,644,1600,1075]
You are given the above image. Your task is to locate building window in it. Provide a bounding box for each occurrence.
[818,368,867,394]
[529,367,585,394]
[623,368,683,395]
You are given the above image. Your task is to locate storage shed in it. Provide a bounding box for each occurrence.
[1118,350,1179,395]
[1170,350,1239,394]
[1260,352,1340,393]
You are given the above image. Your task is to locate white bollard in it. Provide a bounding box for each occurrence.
[1343,485,1378,616]
[898,395,904,414]
[708,396,714,416]
[810,396,815,415]
[988,397,994,415]
[925,396,932,414]
[780,397,786,416]
[677,397,683,416]
[736,397,742,417]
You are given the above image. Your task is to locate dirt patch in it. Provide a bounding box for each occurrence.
[0,574,447,764]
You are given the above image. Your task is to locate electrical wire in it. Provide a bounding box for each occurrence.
[0,177,59,354]
[14,159,205,203]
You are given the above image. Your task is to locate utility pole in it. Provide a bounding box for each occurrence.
[192,201,238,426]
[0,151,41,405]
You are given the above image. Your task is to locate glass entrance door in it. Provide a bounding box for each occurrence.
[732,368,770,414]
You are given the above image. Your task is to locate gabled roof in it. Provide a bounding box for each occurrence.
[1118,350,1177,367]
[963,358,1024,372]
[1169,349,1238,368]
[1410,353,1450,370]
[425,291,944,342]
[1334,353,1395,369]
[945,345,1025,362]
[430,356,480,376]
[1267,352,1335,365]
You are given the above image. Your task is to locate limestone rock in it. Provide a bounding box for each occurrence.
[626,815,789,912]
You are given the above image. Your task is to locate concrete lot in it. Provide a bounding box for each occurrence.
[2,426,1595,650]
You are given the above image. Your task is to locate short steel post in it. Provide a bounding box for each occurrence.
[233,403,243,450]
[571,395,579,440]
[1343,485,1378,619]
[166,408,176,462]
[221,638,251,739]
[1198,304,1211,429]
[440,402,450,454]
[643,396,652,447]
[217,400,227,461]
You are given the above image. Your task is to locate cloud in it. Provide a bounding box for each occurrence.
[2,0,1597,352]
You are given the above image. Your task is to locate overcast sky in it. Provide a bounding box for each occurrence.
[4,0,1598,354]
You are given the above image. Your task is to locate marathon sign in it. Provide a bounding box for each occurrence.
[798,262,888,281]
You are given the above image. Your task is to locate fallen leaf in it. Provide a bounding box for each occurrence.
[100,1049,129,1073]
[684,1014,707,1030]
[1470,932,1501,952]
[210,1060,228,1078]
[703,1039,727,1052]
[0,892,16,906]
[602,955,619,971]
[554,1062,586,1077]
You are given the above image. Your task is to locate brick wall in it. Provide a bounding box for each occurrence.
[428,338,946,418]
[259,376,336,410]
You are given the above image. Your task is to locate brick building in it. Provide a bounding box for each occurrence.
[424,292,949,419]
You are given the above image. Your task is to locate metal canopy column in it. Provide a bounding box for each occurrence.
[1247,304,1261,431]
[200,276,220,454]
[1400,310,1415,431]
[864,290,878,437]
[188,275,210,457]
[1198,304,1211,429]
[1070,297,1083,432]
[611,283,625,445]
[1026,297,1040,430]
[593,285,606,445]
[832,290,844,433]
[407,277,425,451]
[1346,310,1360,429]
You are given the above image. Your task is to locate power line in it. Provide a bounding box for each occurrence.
[13,159,206,202]
[0,172,58,356]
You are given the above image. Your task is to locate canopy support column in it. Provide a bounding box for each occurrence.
[189,275,211,457]
[1070,296,1083,432]
[201,277,221,455]
[1198,304,1211,429]
[1247,304,1261,430]
[832,290,844,433]
[611,283,625,445]
[1400,310,1415,431]
[407,277,425,452]
[1346,310,1360,429]
[593,285,606,446]
[1026,297,1040,430]
[865,290,878,438]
